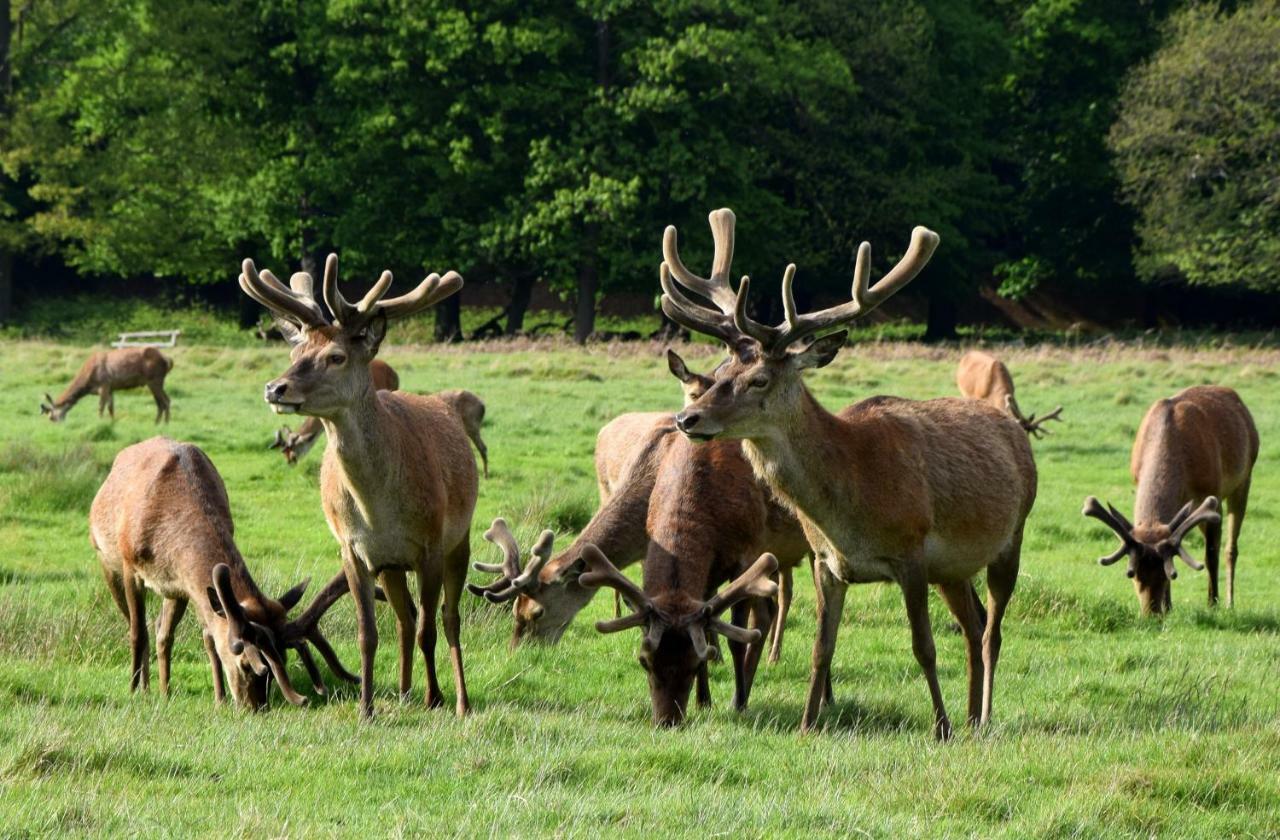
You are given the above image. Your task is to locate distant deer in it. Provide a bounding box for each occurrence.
[474,351,809,667]
[661,208,1037,737]
[90,437,358,708]
[1083,385,1257,615]
[41,347,173,423]
[956,350,1062,438]
[436,389,489,478]
[241,253,477,719]
[270,359,400,464]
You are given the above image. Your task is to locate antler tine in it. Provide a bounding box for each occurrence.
[704,553,779,617]
[211,564,248,654]
[1171,497,1221,545]
[240,258,327,328]
[662,208,739,313]
[1082,497,1134,565]
[376,270,463,321]
[659,264,747,347]
[579,544,651,614]
[287,571,352,638]
[321,253,357,327]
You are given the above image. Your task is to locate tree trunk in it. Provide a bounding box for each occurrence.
[574,227,599,344]
[434,295,462,343]
[0,0,13,324]
[505,271,535,336]
[923,295,958,342]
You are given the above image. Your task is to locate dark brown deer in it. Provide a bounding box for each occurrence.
[241,253,477,719]
[271,359,400,464]
[41,347,173,423]
[90,437,358,708]
[660,208,1037,738]
[1082,385,1257,615]
[956,350,1062,438]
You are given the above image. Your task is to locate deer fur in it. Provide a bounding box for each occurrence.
[241,253,477,718]
[955,350,1062,438]
[1083,385,1257,615]
[89,437,358,708]
[436,389,489,478]
[660,208,1037,738]
[41,347,173,423]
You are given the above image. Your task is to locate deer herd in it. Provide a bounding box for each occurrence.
[46,208,1258,736]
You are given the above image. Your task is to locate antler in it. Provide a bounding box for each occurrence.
[466,518,556,603]
[579,544,653,624]
[239,259,329,329]
[1005,396,1064,439]
[659,209,746,348]
[281,571,360,684]
[1168,497,1220,571]
[211,564,249,653]
[701,553,779,645]
[1082,497,1137,573]
[321,253,463,332]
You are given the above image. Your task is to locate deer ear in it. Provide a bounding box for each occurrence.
[207,586,226,617]
[357,311,388,353]
[278,577,310,612]
[791,330,847,370]
[666,349,693,383]
[274,318,304,347]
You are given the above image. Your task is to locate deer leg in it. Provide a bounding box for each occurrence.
[102,566,129,620]
[1203,517,1223,607]
[695,658,712,708]
[801,561,846,733]
[149,382,169,424]
[442,542,471,717]
[155,597,187,697]
[378,569,415,702]
[737,596,774,711]
[1225,483,1249,608]
[98,388,109,418]
[203,632,225,704]
[122,566,149,692]
[938,581,984,728]
[415,563,444,709]
[982,538,1021,728]
[768,565,793,665]
[728,601,750,711]
[898,565,950,741]
[344,559,378,719]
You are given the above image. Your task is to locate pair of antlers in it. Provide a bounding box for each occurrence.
[659,209,940,357]
[1082,496,1221,579]
[1005,396,1065,439]
[466,518,557,603]
[239,253,462,331]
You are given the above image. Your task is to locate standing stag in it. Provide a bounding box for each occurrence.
[660,208,1037,737]
[240,253,477,718]
[41,347,173,423]
[956,350,1062,438]
[90,437,358,708]
[1083,385,1257,614]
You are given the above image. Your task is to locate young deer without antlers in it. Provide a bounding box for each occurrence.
[270,359,399,464]
[1083,385,1257,615]
[90,437,358,708]
[241,253,477,719]
[956,350,1062,438]
[41,347,173,423]
[660,208,1037,738]
[474,350,809,666]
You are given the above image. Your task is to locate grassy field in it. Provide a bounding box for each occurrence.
[1,336,1278,837]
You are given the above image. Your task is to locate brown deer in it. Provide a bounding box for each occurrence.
[41,347,173,423]
[240,253,477,719]
[660,208,1037,738]
[90,437,358,708]
[436,389,490,478]
[956,350,1062,438]
[271,359,400,464]
[1082,385,1257,615]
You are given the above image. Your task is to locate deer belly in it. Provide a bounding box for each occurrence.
[347,533,421,574]
[821,551,895,584]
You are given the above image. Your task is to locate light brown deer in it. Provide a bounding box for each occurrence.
[1082,385,1257,615]
[436,389,489,478]
[271,359,400,464]
[41,347,173,423]
[240,253,477,719]
[660,208,1037,738]
[956,350,1062,438]
[90,437,358,708]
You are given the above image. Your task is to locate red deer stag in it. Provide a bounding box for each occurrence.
[240,253,477,719]
[271,359,400,464]
[90,437,358,708]
[956,350,1062,438]
[660,208,1037,738]
[1082,385,1256,615]
[41,347,173,423]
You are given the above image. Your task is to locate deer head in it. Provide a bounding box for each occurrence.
[40,393,68,423]
[467,519,584,645]
[579,546,778,727]
[666,350,716,405]
[1082,496,1221,615]
[661,209,938,442]
[268,425,320,465]
[239,253,460,419]
[204,565,357,709]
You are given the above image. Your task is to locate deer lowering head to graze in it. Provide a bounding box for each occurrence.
[41,347,172,423]
[241,253,477,719]
[435,389,489,478]
[1083,385,1257,615]
[660,208,1037,738]
[270,359,399,465]
[956,350,1062,438]
[90,437,358,708]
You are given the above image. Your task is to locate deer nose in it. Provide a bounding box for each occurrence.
[675,411,699,432]
[264,380,289,403]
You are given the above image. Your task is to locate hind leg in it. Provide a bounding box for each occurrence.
[982,536,1021,727]
[149,382,170,424]
[155,597,187,696]
[768,565,793,665]
[899,561,951,740]
[122,566,149,692]
[939,581,984,727]
[1225,481,1249,608]
[441,541,471,717]
[379,569,416,702]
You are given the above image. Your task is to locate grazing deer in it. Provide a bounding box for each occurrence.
[659,208,1037,738]
[1082,385,1257,615]
[241,253,477,719]
[956,350,1062,438]
[41,347,173,423]
[271,359,400,464]
[90,437,358,708]
[436,389,490,478]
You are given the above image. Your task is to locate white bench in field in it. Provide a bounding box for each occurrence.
[111,329,182,348]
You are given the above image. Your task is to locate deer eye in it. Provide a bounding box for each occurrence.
[327,353,347,366]
[748,375,770,389]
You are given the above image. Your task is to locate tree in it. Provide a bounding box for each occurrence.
[1109,0,1280,291]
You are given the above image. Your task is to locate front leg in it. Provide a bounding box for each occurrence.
[203,632,226,703]
[801,560,846,732]
[122,565,149,692]
[378,569,416,703]
[899,562,951,740]
[155,597,187,696]
[344,557,378,719]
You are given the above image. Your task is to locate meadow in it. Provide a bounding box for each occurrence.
[1,335,1278,837]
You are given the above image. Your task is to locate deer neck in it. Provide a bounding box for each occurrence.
[740,385,847,522]
[318,384,397,493]
[56,371,96,408]
[1134,410,1189,526]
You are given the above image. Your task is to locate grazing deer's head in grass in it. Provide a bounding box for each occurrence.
[1082,496,1221,615]
[240,253,459,420]
[466,519,578,646]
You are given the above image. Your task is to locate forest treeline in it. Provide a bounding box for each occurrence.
[0,1,1276,341]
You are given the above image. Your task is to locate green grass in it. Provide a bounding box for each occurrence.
[1,336,1279,837]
